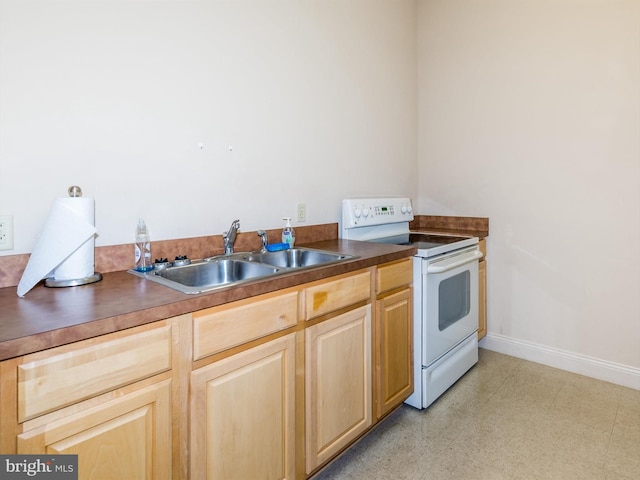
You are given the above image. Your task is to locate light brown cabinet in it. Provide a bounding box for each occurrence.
[1,259,414,479]
[190,288,299,480]
[305,305,372,474]
[375,289,412,419]
[374,258,413,419]
[190,332,296,480]
[0,317,189,479]
[478,239,487,340]
[18,380,172,480]
[192,289,298,361]
[302,270,371,321]
[16,323,173,422]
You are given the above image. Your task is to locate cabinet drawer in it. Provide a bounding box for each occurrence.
[18,323,172,422]
[376,258,413,295]
[303,270,371,320]
[193,290,298,360]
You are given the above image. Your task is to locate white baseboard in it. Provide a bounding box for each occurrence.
[479,333,640,390]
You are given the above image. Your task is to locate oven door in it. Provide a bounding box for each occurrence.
[421,246,482,366]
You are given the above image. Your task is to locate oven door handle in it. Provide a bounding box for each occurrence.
[426,250,483,274]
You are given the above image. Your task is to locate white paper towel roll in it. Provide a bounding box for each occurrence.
[17,197,97,297]
[52,198,95,280]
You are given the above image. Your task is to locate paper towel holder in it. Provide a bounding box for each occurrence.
[45,185,103,288]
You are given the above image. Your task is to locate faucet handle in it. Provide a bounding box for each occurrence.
[223,219,240,238]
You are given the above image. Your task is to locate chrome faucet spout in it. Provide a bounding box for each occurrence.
[257,230,268,253]
[223,219,240,254]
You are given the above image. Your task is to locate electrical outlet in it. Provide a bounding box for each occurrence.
[0,215,14,251]
[297,203,306,223]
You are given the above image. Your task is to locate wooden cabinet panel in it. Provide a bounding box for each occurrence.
[303,270,371,320]
[18,323,172,422]
[305,305,372,473]
[478,238,487,340]
[478,238,486,257]
[376,258,412,294]
[193,290,298,360]
[478,259,487,340]
[190,333,296,480]
[18,380,171,480]
[375,288,413,419]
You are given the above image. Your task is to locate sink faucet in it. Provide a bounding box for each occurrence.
[257,230,268,252]
[223,219,240,254]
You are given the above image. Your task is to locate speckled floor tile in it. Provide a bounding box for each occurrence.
[604,410,640,479]
[547,374,622,432]
[311,349,638,480]
[518,412,611,474]
[615,386,640,428]
[492,360,570,410]
[511,457,606,480]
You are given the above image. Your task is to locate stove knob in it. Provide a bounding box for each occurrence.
[354,207,362,218]
[401,204,407,214]
[362,207,370,218]
[407,204,413,214]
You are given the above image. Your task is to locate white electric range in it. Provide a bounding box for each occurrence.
[340,197,482,409]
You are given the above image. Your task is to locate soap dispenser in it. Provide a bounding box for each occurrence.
[281,217,295,248]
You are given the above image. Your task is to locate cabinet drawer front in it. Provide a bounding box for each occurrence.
[376,258,413,294]
[18,324,172,422]
[193,290,298,360]
[303,271,371,320]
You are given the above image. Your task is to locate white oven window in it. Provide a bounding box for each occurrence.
[438,271,471,331]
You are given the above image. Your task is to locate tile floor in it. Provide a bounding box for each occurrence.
[312,348,640,480]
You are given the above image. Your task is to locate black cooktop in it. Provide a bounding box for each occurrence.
[368,233,470,250]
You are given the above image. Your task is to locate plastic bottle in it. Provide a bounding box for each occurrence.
[134,218,152,272]
[281,217,295,248]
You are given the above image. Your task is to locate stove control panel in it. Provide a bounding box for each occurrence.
[342,197,413,229]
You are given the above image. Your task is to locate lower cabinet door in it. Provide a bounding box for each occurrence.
[305,305,372,474]
[17,380,172,480]
[375,288,413,419]
[190,333,296,480]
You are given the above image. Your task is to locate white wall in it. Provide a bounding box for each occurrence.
[0,0,418,252]
[418,0,640,373]
[3,0,638,381]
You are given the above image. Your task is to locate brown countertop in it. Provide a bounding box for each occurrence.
[0,239,416,361]
[411,215,489,238]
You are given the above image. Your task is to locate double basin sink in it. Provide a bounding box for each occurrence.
[130,248,357,294]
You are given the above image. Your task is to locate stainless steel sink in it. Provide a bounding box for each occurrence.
[129,247,357,294]
[131,258,280,294]
[243,248,355,269]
